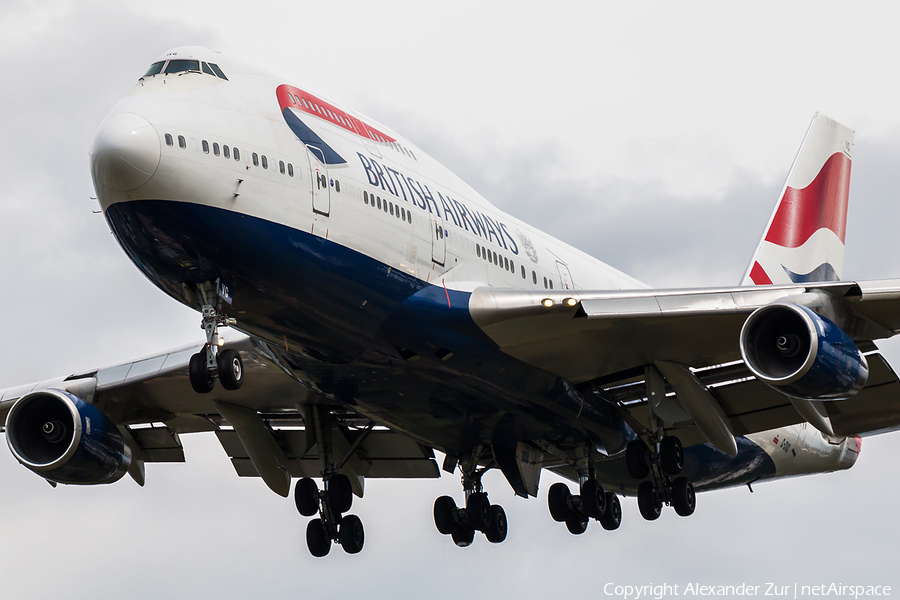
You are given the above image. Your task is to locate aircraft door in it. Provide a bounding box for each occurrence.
[556,261,574,290]
[306,145,330,216]
[431,214,446,266]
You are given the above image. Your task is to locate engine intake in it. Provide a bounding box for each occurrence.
[5,389,131,485]
[740,303,868,400]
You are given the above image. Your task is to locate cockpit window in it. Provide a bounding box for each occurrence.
[165,59,201,74]
[207,62,228,81]
[143,61,165,77]
[201,62,214,76]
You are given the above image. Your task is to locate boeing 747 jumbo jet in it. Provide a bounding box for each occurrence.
[4,46,900,557]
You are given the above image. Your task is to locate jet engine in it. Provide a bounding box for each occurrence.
[740,302,868,400]
[5,389,131,485]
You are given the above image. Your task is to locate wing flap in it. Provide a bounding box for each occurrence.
[217,429,440,479]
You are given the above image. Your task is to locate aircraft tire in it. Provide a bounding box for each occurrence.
[217,349,244,390]
[565,512,588,535]
[660,436,684,475]
[306,518,331,557]
[433,496,457,535]
[188,351,215,394]
[581,479,607,519]
[294,478,319,516]
[637,481,662,521]
[327,473,353,515]
[451,523,475,547]
[548,482,571,522]
[626,440,651,480]
[339,514,365,554]
[466,492,492,531]
[671,477,696,517]
[599,492,622,530]
[485,505,508,543]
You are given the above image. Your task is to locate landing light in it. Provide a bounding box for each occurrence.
[563,298,577,307]
[541,298,554,308]
[217,337,225,347]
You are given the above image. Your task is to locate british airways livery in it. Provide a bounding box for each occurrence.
[3,46,898,557]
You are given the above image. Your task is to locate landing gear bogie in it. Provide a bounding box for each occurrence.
[433,448,508,547]
[547,479,621,535]
[295,475,366,557]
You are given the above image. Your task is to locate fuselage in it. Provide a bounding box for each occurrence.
[89,47,858,494]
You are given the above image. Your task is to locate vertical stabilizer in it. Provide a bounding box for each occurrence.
[741,113,853,285]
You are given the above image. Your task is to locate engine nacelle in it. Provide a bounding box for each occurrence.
[740,302,868,400]
[5,389,131,485]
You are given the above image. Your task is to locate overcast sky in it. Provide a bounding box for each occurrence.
[2,1,900,597]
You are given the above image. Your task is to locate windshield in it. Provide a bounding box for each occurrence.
[164,59,201,74]
[143,61,165,77]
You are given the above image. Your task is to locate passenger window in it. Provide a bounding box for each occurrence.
[549,280,553,289]
[401,208,406,220]
[521,266,526,279]
[262,156,268,169]
[223,145,230,159]
[208,63,228,80]
[364,191,369,205]
[543,277,548,289]
[202,140,209,153]
[389,203,394,216]
[476,244,481,258]
[280,160,285,174]
[165,133,173,146]
[234,148,240,161]
[288,163,294,177]
[213,143,220,156]
[144,61,165,77]
[252,153,258,166]
[377,197,382,209]
[504,257,509,271]
[510,260,515,273]
[533,271,537,284]
[201,62,214,76]
[165,59,200,74]
[178,135,186,149]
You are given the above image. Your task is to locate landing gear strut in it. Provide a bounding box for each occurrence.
[294,406,365,557]
[433,448,508,546]
[188,282,243,394]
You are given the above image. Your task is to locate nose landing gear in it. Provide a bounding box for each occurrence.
[187,283,244,394]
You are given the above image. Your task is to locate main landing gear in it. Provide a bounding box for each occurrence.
[433,450,508,547]
[547,478,622,534]
[295,474,364,557]
[546,444,622,535]
[294,406,366,557]
[626,436,696,520]
[188,288,244,394]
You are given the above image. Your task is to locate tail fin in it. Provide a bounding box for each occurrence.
[741,113,853,285]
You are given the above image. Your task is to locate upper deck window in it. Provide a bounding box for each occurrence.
[144,61,165,77]
[165,59,201,74]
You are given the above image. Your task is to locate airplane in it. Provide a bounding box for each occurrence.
[2,45,898,558]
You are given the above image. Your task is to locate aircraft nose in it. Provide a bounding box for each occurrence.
[90,112,160,191]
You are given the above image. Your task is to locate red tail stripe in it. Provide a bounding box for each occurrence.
[749,261,773,285]
[764,152,850,249]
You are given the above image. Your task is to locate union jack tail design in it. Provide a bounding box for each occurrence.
[741,113,854,286]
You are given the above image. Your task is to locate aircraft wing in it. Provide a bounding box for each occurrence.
[468,278,900,442]
[0,335,440,492]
